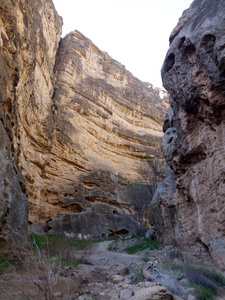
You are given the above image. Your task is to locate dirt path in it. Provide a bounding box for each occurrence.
[88,240,143,266]
[71,240,163,299]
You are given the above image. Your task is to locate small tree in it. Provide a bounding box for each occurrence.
[128,158,165,230]
[142,158,165,195]
[128,183,151,229]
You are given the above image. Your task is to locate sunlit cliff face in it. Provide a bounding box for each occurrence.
[0,0,168,240]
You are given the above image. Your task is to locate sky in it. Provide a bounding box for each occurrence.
[52,0,193,88]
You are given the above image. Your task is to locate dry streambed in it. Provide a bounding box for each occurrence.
[0,235,225,299]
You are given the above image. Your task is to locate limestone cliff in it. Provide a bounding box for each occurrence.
[28,29,168,238]
[0,0,62,246]
[0,0,168,240]
[0,0,61,251]
[152,0,225,269]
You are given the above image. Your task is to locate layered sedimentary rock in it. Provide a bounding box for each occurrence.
[0,0,168,239]
[44,30,168,237]
[152,0,225,269]
[0,0,62,245]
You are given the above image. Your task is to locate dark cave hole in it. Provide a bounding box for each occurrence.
[184,41,196,56]
[43,225,52,233]
[19,181,27,195]
[164,53,175,72]
[4,179,9,187]
[3,193,9,199]
[108,229,129,238]
[178,36,186,50]
[168,137,173,144]
[201,34,216,53]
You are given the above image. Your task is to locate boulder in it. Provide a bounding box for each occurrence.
[133,285,173,300]
[145,228,155,240]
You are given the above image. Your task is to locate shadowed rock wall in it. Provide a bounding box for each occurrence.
[152,0,225,269]
[0,122,28,254]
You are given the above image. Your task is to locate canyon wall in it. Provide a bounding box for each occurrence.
[0,0,61,249]
[45,30,168,238]
[0,122,28,254]
[152,0,225,269]
[0,0,168,240]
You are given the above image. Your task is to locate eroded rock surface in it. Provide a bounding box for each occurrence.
[0,0,62,245]
[0,122,28,254]
[153,0,225,269]
[0,0,168,239]
[24,27,168,237]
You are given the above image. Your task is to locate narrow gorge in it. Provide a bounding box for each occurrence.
[0,0,168,250]
[1,0,225,276]
[2,0,225,299]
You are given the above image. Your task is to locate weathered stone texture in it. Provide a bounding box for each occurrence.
[0,0,168,239]
[0,0,61,247]
[154,0,225,269]
[0,121,28,254]
[37,30,167,236]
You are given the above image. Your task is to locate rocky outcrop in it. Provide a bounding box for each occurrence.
[0,0,168,239]
[152,0,225,269]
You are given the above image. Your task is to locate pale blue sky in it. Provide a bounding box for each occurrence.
[52,0,193,88]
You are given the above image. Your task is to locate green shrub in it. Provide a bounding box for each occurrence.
[0,260,13,273]
[191,284,214,300]
[31,234,64,250]
[125,237,159,254]
[108,245,119,251]
[31,233,97,251]
[186,266,225,300]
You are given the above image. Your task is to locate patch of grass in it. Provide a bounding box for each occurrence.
[190,284,214,300]
[0,260,13,273]
[108,246,119,251]
[125,237,159,254]
[31,234,98,251]
[69,238,98,250]
[31,234,64,250]
[50,255,82,269]
[71,259,82,268]
[117,173,132,184]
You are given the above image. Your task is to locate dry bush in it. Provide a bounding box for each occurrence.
[0,233,94,299]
